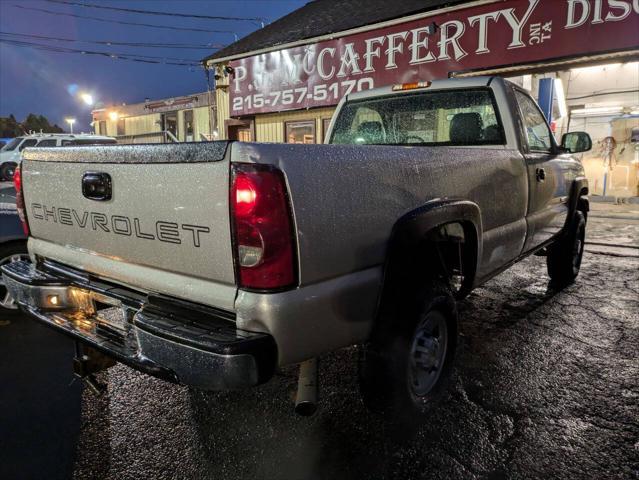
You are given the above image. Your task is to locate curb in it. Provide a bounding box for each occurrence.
[588,213,639,221]
[590,196,639,205]
[590,195,617,203]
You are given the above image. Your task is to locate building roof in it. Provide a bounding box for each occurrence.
[91,91,212,120]
[203,0,477,63]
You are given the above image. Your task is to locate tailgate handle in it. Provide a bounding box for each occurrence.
[82,172,112,201]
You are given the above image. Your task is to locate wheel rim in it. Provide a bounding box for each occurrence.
[3,165,16,180]
[408,310,448,398]
[0,253,28,309]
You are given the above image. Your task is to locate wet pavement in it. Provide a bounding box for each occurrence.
[1,205,638,480]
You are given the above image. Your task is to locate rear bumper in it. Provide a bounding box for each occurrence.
[1,259,277,390]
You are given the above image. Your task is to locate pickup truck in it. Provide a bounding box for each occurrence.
[0,133,117,181]
[2,77,592,419]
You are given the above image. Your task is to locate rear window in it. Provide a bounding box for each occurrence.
[329,88,504,146]
[1,137,23,151]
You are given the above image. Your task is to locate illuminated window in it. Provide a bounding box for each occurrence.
[285,120,315,144]
[237,129,252,142]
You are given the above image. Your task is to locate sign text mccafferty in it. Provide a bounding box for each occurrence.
[228,0,639,116]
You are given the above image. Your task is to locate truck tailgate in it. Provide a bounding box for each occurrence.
[20,142,237,309]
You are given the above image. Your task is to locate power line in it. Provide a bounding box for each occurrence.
[0,39,200,65]
[0,31,225,50]
[12,4,243,35]
[0,38,203,67]
[45,0,266,23]
[0,39,199,62]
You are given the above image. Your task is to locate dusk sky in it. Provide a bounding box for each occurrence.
[0,0,306,132]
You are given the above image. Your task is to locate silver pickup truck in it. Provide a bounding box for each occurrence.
[2,77,592,419]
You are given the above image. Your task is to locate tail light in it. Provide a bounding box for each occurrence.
[13,165,29,235]
[230,163,297,290]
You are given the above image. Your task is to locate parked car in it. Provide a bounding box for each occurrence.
[0,133,117,181]
[2,77,592,421]
[0,184,28,316]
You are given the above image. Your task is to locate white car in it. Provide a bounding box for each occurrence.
[0,133,117,181]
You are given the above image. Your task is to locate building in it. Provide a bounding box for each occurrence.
[203,0,639,197]
[92,91,216,143]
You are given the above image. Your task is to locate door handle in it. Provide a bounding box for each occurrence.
[536,168,546,182]
[82,172,112,201]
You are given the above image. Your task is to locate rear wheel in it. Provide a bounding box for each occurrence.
[359,282,457,423]
[547,210,586,287]
[0,162,17,182]
[0,242,29,317]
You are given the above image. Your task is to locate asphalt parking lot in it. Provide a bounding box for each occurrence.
[1,203,638,480]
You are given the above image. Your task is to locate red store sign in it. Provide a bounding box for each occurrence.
[228,0,639,116]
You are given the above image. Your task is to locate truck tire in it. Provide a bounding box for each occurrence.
[0,162,17,182]
[359,282,457,423]
[547,210,586,288]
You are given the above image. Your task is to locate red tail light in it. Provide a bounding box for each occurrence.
[231,163,297,290]
[13,165,29,235]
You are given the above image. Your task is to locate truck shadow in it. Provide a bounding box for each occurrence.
[0,315,86,480]
[187,257,571,480]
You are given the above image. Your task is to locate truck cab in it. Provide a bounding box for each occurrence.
[327,77,591,279]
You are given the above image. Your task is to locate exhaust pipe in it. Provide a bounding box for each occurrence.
[295,358,318,416]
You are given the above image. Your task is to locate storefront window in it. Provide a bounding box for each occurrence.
[237,128,252,142]
[227,119,254,141]
[184,110,194,142]
[286,120,315,144]
[162,112,178,139]
[322,118,332,143]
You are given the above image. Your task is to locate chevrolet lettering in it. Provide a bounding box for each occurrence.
[29,204,210,247]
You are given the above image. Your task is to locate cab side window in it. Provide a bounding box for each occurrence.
[35,139,57,147]
[18,139,38,151]
[515,90,553,153]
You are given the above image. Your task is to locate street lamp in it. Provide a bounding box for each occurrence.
[80,93,94,106]
[65,117,76,134]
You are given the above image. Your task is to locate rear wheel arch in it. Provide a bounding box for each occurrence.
[567,177,589,224]
[375,200,482,325]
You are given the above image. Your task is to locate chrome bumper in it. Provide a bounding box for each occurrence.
[1,260,277,390]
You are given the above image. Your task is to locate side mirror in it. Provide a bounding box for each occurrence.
[561,131,592,154]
